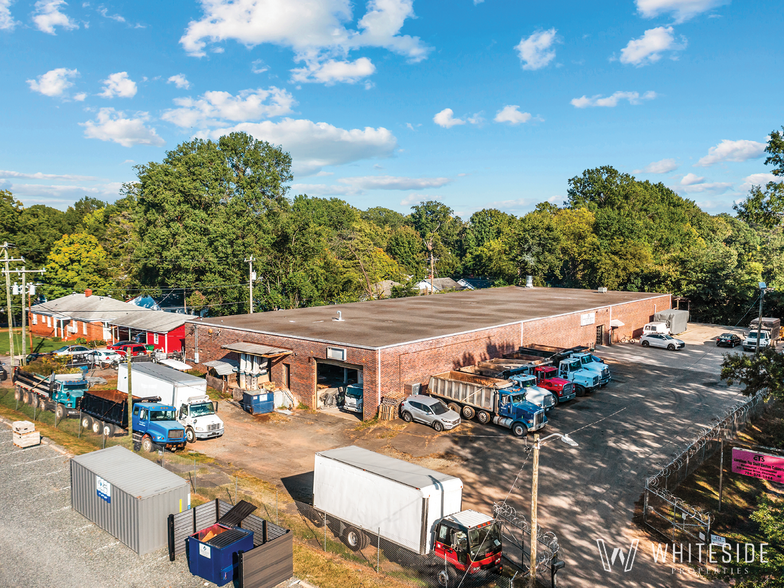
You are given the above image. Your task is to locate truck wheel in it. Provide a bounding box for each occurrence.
[55,403,66,420]
[462,405,475,420]
[14,387,21,401]
[512,422,528,438]
[37,396,47,410]
[141,436,154,453]
[575,385,585,397]
[553,394,560,406]
[22,390,30,404]
[81,415,92,430]
[447,403,460,414]
[103,423,115,437]
[641,340,650,347]
[344,527,368,551]
[477,410,490,424]
[437,568,455,586]
[92,420,102,435]
[401,411,413,423]
[432,420,444,433]
[186,427,196,443]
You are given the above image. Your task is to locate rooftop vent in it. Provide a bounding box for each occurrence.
[598,287,608,293]
[85,288,92,297]
[525,275,534,288]
[333,310,344,321]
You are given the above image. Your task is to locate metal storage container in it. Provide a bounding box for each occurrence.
[70,445,191,555]
[241,391,274,415]
[187,523,254,586]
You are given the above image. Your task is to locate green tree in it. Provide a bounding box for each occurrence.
[45,233,113,299]
[15,205,71,267]
[764,126,784,176]
[0,190,22,244]
[385,225,426,278]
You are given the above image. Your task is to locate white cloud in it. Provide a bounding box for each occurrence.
[4,181,122,204]
[695,139,766,167]
[252,59,268,74]
[33,0,78,34]
[290,183,350,196]
[634,158,678,174]
[433,108,465,128]
[571,90,656,108]
[291,57,376,84]
[167,74,191,90]
[680,172,704,185]
[161,87,295,128]
[338,175,450,191]
[515,28,557,71]
[200,118,398,176]
[74,92,87,101]
[739,173,782,192]
[0,169,96,181]
[99,72,137,98]
[97,6,124,22]
[1,0,17,30]
[494,105,532,125]
[81,108,165,147]
[636,0,728,23]
[620,26,686,67]
[401,193,442,206]
[179,0,430,82]
[27,67,79,97]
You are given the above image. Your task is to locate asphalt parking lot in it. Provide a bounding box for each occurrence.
[0,418,207,588]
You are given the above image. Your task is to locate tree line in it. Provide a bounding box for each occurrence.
[2,127,783,325]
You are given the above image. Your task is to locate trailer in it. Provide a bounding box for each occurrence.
[749,317,780,342]
[79,388,186,452]
[428,371,546,437]
[12,368,88,420]
[313,446,502,584]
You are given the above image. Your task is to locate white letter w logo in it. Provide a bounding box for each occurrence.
[596,538,639,572]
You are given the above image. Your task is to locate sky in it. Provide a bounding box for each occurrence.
[1,0,783,219]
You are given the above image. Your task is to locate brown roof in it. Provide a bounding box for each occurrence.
[192,286,666,350]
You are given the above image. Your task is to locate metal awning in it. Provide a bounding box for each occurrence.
[221,342,292,357]
[203,359,239,376]
[159,359,192,371]
[610,319,625,328]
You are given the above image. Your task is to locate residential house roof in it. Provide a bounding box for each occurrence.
[109,310,191,333]
[415,277,466,292]
[31,292,137,324]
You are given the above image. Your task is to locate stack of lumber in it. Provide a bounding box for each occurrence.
[12,420,40,448]
[378,397,399,421]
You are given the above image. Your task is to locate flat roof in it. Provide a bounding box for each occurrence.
[192,286,666,349]
[130,362,205,386]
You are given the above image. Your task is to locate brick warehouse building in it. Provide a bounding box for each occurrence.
[186,286,672,420]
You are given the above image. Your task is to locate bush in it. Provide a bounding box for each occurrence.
[25,355,80,376]
[75,337,87,345]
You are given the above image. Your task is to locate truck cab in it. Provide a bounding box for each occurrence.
[743,330,771,352]
[50,374,89,409]
[570,353,611,386]
[507,374,556,412]
[497,390,547,437]
[534,366,575,404]
[433,511,502,581]
[557,358,599,396]
[177,395,224,443]
[342,384,363,414]
[132,403,186,451]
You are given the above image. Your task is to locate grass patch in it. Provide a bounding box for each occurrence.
[0,329,63,356]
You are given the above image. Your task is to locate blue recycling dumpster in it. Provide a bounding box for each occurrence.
[187,523,254,586]
[241,391,274,415]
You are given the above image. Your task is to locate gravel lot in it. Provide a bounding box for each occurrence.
[0,419,209,588]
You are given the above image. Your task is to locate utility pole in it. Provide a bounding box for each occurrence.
[7,267,45,364]
[529,434,540,588]
[2,243,24,368]
[245,256,255,313]
[424,224,439,295]
[755,282,766,356]
[127,357,133,443]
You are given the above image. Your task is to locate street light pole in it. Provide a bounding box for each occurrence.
[529,433,578,588]
[755,282,766,356]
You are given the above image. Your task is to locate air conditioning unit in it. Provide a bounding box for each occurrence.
[598,287,608,293]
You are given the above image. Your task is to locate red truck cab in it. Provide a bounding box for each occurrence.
[433,510,502,583]
[534,366,576,404]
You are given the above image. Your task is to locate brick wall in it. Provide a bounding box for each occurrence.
[28,313,107,342]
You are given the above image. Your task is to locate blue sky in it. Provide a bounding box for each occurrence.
[1,0,782,218]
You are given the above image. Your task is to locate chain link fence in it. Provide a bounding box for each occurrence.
[642,390,769,542]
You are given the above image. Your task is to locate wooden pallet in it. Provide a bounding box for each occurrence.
[12,420,35,434]
[13,431,40,448]
[378,403,398,421]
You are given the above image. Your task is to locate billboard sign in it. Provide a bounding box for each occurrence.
[731,448,784,483]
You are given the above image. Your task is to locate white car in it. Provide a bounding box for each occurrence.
[640,333,685,350]
[89,349,122,367]
[52,345,91,356]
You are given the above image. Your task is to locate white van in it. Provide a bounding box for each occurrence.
[643,322,671,336]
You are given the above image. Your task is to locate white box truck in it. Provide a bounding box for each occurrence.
[117,363,224,443]
[313,446,502,583]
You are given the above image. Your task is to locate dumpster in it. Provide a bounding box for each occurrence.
[241,391,274,415]
[187,523,254,586]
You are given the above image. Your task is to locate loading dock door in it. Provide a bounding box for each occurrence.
[315,359,363,409]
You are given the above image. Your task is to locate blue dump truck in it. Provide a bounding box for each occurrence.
[79,388,186,452]
[428,371,546,437]
[13,368,89,420]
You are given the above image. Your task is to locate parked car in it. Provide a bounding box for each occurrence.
[52,345,91,356]
[89,349,122,368]
[0,361,7,381]
[643,322,671,336]
[25,352,52,363]
[716,333,742,348]
[640,333,685,350]
[107,340,135,351]
[399,395,461,432]
[113,343,149,357]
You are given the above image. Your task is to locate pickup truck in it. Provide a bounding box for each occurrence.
[79,388,186,451]
[12,368,88,419]
[743,330,772,352]
[428,371,546,437]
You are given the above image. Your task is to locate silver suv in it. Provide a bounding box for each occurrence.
[399,395,461,432]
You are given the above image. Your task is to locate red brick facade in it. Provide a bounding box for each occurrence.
[29,312,108,342]
[187,293,671,420]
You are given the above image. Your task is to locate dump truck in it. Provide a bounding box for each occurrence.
[314,446,502,585]
[79,388,186,452]
[506,373,556,412]
[534,366,576,404]
[12,368,88,420]
[570,352,611,386]
[117,362,223,443]
[458,357,548,379]
[556,357,600,396]
[428,371,546,437]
